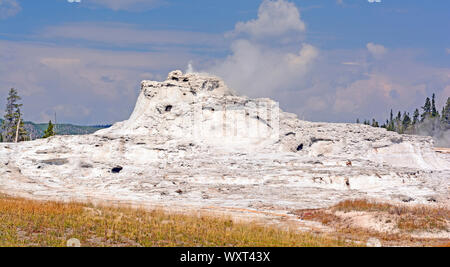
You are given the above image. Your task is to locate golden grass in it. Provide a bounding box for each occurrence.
[0,194,351,247]
[437,242,450,247]
[332,199,393,213]
[293,199,450,247]
[333,199,449,232]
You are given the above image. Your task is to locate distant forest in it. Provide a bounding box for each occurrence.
[0,118,110,140]
[0,88,110,142]
[357,94,450,147]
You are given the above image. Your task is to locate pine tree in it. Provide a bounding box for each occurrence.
[371,119,379,128]
[431,93,439,118]
[441,97,450,130]
[381,95,448,136]
[387,109,395,131]
[421,97,431,121]
[413,109,420,125]
[1,88,28,142]
[356,118,360,124]
[402,112,411,131]
[395,111,402,133]
[43,120,55,138]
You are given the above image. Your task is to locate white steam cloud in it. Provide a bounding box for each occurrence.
[208,0,318,98]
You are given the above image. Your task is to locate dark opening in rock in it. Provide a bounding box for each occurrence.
[81,163,93,169]
[165,105,173,112]
[401,197,414,203]
[311,137,333,144]
[112,166,123,173]
[254,115,272,129]
[296,144,304,151]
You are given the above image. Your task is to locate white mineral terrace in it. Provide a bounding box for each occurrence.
[0,71,449,219]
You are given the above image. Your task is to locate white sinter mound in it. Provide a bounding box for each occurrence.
[0,71,449,214]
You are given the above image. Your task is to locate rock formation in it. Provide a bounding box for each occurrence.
[0,71,449,213]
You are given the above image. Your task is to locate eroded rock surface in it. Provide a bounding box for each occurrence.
[0,71,449,215]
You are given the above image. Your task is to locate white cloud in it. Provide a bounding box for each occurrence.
[210,40,318,97]
[40,58,81,67]
[0,0,21,19]
[342,62,361,66]
[230,0,306,39]
[67,0,81,3]
[0,40,196,124]
[367,42,387,58]
[210,23,450,123]
[208,0,317,98]
[84,0,164,11]
[2,0,448,125]
[368,0,381,3]
[40,22,225,49]
[305,48,450,122]
[333,74,426,114]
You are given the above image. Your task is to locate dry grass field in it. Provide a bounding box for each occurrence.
[0,194,351,247]
[2,193,448,247]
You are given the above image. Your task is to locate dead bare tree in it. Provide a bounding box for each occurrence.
[14,118,21,143]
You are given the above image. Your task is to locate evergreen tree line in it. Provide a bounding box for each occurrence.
[1,88,54,143]
[357,93,450,136]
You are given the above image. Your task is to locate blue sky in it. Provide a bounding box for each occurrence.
[0,0,449,124]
